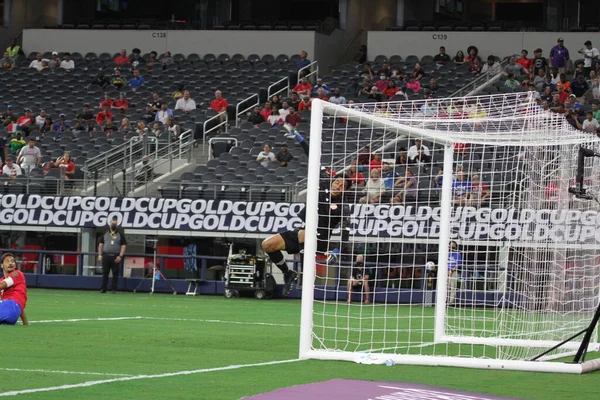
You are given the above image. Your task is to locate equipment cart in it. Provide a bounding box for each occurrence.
[223,243,276,300]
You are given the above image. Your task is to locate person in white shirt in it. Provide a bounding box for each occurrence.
[581,112,600,133]
[2,157,21,181]
[481,56,502,75]
[256,143,275,167]
[359,168,386,204]
[17,139,41,173]
[329,88,347,105]
[581,40,599,77]
[267,109,283,126]
[278,102,290,119]
[175,90,197,112]
[35,109,47,127]
[407,139,431,163]
[29,53,44,71]
[59,52,75,70]
[155,102,174,124]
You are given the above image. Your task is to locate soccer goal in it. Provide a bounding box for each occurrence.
[299,93,600,374]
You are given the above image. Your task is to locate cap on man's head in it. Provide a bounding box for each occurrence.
[281,143,288,148]
[585,40,592,46]
[52,51,58,56]
[534,48,542,53]
[59,113,66,118]
[24,108,31,112]
[557,38,564,42]
[7,105,12,109]
[0,252,14,263]
[569,93,577,98]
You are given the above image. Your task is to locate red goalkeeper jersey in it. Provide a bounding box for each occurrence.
[0,270,27,310]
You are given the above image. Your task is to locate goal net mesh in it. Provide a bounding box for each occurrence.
[301,93,600,367]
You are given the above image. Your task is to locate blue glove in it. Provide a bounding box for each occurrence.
[326,248,340,264]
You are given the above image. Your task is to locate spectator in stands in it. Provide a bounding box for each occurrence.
[55,152,75,180]
[565,108,579,128]
[383,81,398,98]
[453,50,465,65]
[278,102,290,119]
[90,72,110,89]
[128,69,146,90]
[391,169,418,204]
[1,106,17,127]
[466,174,490,207]
[533,68,547,91]
[532,48,548,75]
[452,170,471,204]
[210,90,228,122]
[408,139,430,163]
[289,92,301,110]
[381,163,399,189]
[248,106,265,127]
[469,58,482,76]
[354,45,367,64]
[270,95,282,110]
[367,86,383,102]
[359,80,372,97]
[550,67,560,83]
[582,40,599,77]
[434,46,451,67]
[503,56,527,78]
[148,92,162,114]
[166,117,181,139]
[2,157,21,181]
[130,48,145,68]
[296,50,311,72]
[369,153,383,170]
[268,109,284,126]
[293,77,313,97]
[120,118,133,134]
[5,39,22,59]
[99,94,114,110]
[405,77,421,94]
[35,109,47,127]
[348,162,365,186]
[28,53,43,71]
[53,114,72,134]
[581,111,600,133]
[517,50,533,73]
[482,56,502,75]
[160,51,174,67]
[558,73,572,92]
[360,168,386,204]
[505,73,520,89]
[556,84,569,103]
[8,132,25,154]
[276,143,294,167]
[573,62,585,80]
[104,120,116,136]
[358,146,372,165]
[315,88,329,102]
[256,143,275,167]
[393,86,408,101]
[0,51,15,70]
[285,108,301,127]
[155,102,174,125]
[77,105,94,123]
[260,102,273,120]
[549,93,562,111]
[17,138,40,173]
[375,73,389,92]
[151,122,162,138]
[412,63,425,81]
[114,49,130,66]
[146,51,158,70]
[40,118,54,135]
[312,78,331,96]
[465,46,481,64]
[420,98,438,116]
[172,84,185,101]
[134,155,153,185]
[550,38,570,74]
[395,148,409,167]
[592,102,600,120]
[113,93,129,113]
[428,77,439,94]
[593,79,600,100]
[60,52,75,70]
[360,63,375,80]
[135,121,148,138]
[140,105,155,124]
[571,74,590,98]
[16,109,34,134]
[542,74,555,92]
[85,119,97,136]
[377,62,391,77]
[175,90,196,112]
[298,96,312,112]
[96,104,113,125]
[111,69,125,89]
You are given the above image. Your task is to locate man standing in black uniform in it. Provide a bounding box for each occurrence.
[262,124,352,296]
[98,216,128,293]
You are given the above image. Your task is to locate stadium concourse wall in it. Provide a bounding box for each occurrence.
[367,31,599,59]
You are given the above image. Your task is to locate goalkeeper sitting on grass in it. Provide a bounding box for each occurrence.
[262,123,352,296]
[0,253,28,325]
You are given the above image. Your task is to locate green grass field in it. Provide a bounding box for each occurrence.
[4,289,599,399]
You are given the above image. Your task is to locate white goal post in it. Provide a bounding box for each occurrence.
[299,94,600,374]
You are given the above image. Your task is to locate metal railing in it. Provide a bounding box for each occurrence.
[207,137,238,160]
[298,60,319,83]
[235,93,260,127]
[155,181,300,203]
[202,112,229,151]
[450,57,511,98]
[267,77,290,101]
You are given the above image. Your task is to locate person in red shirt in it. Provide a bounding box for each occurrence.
[114,49,130,66]
[284,108,301,127]
[293,77,313,97]
[260,102,273,121]
[383,81,398,98]
[369,153,383,170]
[357,145,372,165]
[56,152,76,179]
[96,104,114,125]
[556,83,569,104]
[17,108,34,133]
[99,94,114,110]
[210,90,228,122]
[113,94,129,113]
[517,49,533,73]
[0,252,28,325]
[298,96,312,112]
[348,163,365,186]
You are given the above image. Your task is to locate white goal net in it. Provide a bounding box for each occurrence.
[299,93,600,373]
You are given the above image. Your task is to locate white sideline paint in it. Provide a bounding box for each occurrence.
[0,368,131,377]
[29,316,297,328]
[0,359,301,397]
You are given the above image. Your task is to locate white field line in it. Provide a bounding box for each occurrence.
[0,359,301,397]
[29,316,297,328]
[0,368,131,377]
